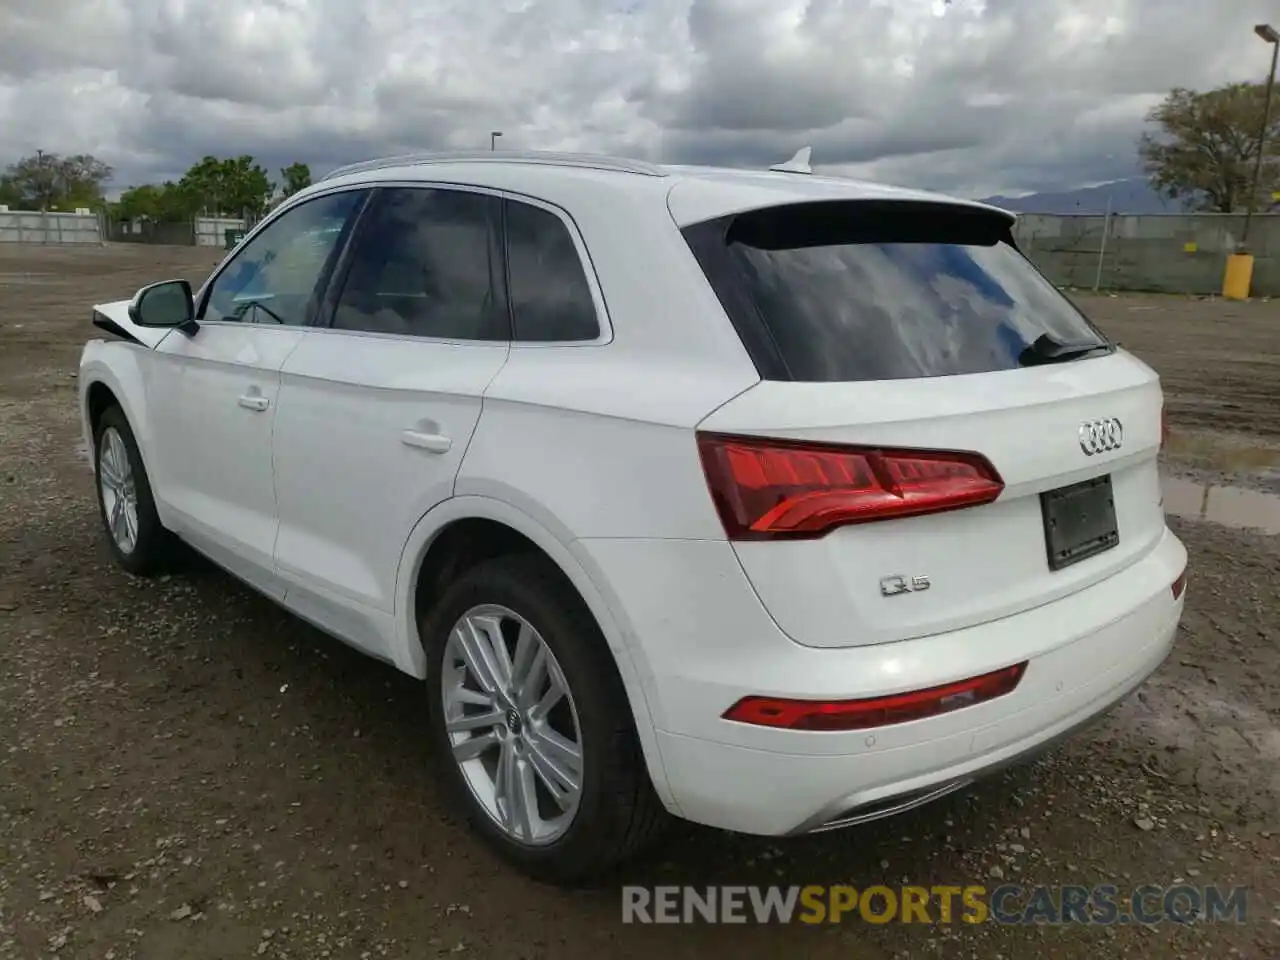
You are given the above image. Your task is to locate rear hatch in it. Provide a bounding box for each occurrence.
[681,196,1167,649]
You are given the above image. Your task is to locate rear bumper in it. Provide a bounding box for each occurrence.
[572,526,1185,836]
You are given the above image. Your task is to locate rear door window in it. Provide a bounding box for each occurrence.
[329,187,506,340]
[682,200,1111,382]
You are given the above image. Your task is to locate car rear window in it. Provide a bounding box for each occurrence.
[682,200,1110,382]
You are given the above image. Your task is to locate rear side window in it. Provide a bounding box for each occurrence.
[683,200,1110,382]
[504,199,599,342]
[331,187,506,340]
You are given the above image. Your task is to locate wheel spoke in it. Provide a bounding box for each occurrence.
[531,662,567,720]
[452,686,493,707]
[108,433,128,478]
[526,735,580,809]
[451,730,499,763]
[453,620,504,694]
[109,496,126,542]
[512,627,547,711]
[504,749,537,841]
[446,708,504,734]
[99,448,119,488]
[123,502,138,546]
[478,615,515,689]
[528,726,582,781]
[493,741,514,832]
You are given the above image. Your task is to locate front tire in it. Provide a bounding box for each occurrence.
[94,405,173,576]
[423,553,668,884]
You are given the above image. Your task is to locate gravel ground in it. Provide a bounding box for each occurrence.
[0,245,1277,958]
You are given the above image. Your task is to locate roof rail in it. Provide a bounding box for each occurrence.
[319,150,668,182]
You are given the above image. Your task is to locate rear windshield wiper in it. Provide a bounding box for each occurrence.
[1018,333,1112,367]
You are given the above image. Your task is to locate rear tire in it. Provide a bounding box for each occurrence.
[422,553,668,885]
[93,405,174,576]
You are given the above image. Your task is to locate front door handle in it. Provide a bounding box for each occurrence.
[401,429,452,454]
[238,394,270,412]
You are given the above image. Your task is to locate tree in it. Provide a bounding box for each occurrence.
[177,155,274,218]
[115,182,194,221]
[280,162,312,197]
[1139,82,1280,213]
[1,151,113,210]
[0,176,21,209]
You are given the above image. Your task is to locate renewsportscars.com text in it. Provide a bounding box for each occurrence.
[621,884,1249,926]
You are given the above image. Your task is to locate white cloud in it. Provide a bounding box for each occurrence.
[0,0,1276,197]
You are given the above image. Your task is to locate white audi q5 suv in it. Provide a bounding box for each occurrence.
[78,150,1187,883]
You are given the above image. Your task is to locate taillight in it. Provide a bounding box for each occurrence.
[722,662,1028,731]
[696,432,1004,540]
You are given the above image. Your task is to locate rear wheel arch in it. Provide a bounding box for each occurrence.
[393,497,677,812]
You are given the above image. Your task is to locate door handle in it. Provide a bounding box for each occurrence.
[238,394,270,412]
[401,430,452,454]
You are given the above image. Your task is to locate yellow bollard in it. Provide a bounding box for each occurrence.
[1222,253,1254,300]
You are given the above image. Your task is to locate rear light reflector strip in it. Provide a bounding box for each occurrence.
[722,662,1029,731]
[697,432,1004,540]
[1171,569,1187,600]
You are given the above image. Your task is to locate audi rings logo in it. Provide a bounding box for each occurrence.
[1078,417,1124,456]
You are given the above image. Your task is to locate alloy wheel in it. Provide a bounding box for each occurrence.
[441,604,585,845]
[98,427,139,554]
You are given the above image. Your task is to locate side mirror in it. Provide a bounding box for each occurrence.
[128,279,196,332]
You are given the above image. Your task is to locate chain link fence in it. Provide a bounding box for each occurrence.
[1014,212,1280,296]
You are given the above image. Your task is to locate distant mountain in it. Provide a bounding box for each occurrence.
[978,177,1181,215]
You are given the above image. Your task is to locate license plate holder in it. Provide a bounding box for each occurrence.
[1040,475,1119,571]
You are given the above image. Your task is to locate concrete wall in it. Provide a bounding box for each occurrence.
[0,210,102,244]
[1014,212,1280,296]
[194,216,249,247]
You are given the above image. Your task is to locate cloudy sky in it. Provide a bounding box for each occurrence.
[1,0,1276,199]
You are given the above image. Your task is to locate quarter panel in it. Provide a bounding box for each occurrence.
[460,347,750,541]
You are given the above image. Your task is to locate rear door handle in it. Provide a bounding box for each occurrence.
[238,394,270,412]
[401,430,452,454]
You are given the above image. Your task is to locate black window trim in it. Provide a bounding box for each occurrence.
[192,186,374,328]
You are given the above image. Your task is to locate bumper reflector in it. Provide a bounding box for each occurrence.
[722,662,1029,731]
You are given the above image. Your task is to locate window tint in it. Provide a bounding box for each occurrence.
[505,200,599,341]
[685,201,1110,383]
[203,191,364,326]
[331,188,505,340]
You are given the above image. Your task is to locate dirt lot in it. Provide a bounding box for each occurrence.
[1,244,1278,959]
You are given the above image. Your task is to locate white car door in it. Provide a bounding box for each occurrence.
[150,188,369,598]
[270,186,511,658]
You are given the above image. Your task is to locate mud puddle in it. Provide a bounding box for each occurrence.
[1162,475,1280,535]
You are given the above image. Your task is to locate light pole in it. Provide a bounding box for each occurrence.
[490,131,502,151]
[35,148,47,211]
[1242,23,1280,248]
